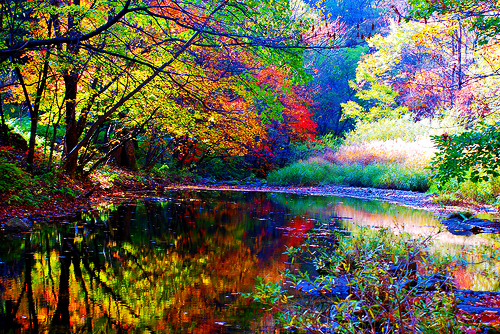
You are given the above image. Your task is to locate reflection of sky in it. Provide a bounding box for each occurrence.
[270,192,500,292]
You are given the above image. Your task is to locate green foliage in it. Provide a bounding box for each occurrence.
[339,22,419,124]
[307,46,367,135]
[343,116,452,143]
[288,140,326,162]
[5,117,31,143]
[320,132,344,149]
[248,276,285,306]
[267,159,430,191]
[196,157,251,181]
[150,164,170,178]
[430,123,500,187]
[408,0,500,45]
[0,161,25,192]
[429,173,500,207]
[249,226,462,333]
[53,186,79,199]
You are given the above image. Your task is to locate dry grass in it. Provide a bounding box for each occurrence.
[322,138,436,169]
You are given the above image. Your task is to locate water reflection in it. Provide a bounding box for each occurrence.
[0,191,312,333]
[271,193,500,292]
[1,190,499,333]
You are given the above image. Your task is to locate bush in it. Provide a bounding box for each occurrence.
[0,161,26,192]
[320,133,344,149]
[429,172,500,207]
[248,225,465,333]
[196,156,251,180]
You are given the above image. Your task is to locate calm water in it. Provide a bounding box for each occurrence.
[1,190,499,333]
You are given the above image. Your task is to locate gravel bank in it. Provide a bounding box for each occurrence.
[169,184,499,216]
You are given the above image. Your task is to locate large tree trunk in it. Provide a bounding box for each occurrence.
[0,93,7,143]
[63,69,79,177]
[62,0,81,177]
[114,126,138,170]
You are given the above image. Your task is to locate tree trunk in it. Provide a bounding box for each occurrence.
[62,0,81,177]
[0,92,6,143]
[63,69,79,177]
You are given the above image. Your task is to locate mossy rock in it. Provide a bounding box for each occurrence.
[2,217,30,232]
[0,129,28,151]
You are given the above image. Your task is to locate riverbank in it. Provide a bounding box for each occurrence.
[166,184,499,217]
[1,172,499,224]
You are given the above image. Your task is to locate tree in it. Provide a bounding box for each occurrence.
[406,0,500,185]
[407,0,500,45]
[341,19,482,124]
[2,0,345,177]
[245,65,317,176]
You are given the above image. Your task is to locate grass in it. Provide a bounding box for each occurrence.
[266,116,465,193]
[267,122,434,192]
[429,173,500,208]
[267,158,430,191]
[343,115,463,143]
[324,137,435,169]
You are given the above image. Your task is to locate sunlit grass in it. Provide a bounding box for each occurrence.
[323,138,435,169]
[343,115,463,143]
[266,117,456,192]
[429,173,500,207]
[267,157,430,191]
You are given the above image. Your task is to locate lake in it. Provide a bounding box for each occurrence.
[1,190,499,333]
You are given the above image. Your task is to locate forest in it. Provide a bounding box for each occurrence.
[1,0,500,332]
[0,0,499,209]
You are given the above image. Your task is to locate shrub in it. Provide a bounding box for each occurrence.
[0,161,26,192]
[320,133,344,149]
[429,172,500,207]
[248,225,464,333]
[196,156,250,180]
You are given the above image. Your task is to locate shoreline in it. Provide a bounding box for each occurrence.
[164,184,499,217]
[1,183,498,224]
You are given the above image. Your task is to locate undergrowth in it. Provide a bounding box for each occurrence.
[267,158,430,192]
[248,225,476,333]
[429,173,500,208]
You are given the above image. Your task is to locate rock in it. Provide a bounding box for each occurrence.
[416,273,454,292]
[440,217,499,235]
[4,132,28,151]
[2,217,30,232]
[293,276,350,299]
[389,261,417,278]
[454,290,500,332]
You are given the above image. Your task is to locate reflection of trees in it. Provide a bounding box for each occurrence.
[0,191,303,333]
[272,192,500,292]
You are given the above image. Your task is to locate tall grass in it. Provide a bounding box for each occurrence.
[324,138,435,168]
[267,116,444,192]
[429,172,500,207]
[343,115,463,143]
[267,158,430,191]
